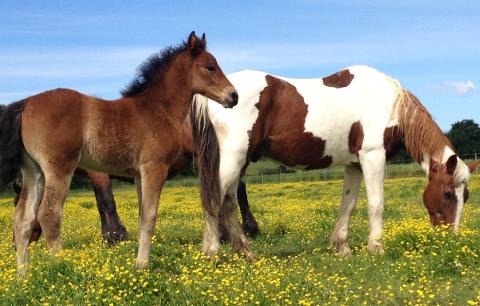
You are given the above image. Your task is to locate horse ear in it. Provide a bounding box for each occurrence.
[199,33,207,49]
[187,31,198,50]
[429,159,439,180]
[468,160,480,173]
[446,155,457,175]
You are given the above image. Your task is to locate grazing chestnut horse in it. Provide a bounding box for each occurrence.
[0,32,238,272]
[192,67,479,259]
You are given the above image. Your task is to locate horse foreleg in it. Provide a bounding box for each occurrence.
[330,164,362,256]
[87,170,128,244]
[359,149,386,254]
[237,180,259,237]
[203,212,221,256]
[135,163,167,269]
[221,187,256,261]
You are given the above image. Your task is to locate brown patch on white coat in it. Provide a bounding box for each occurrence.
[322,69,355,88]
[247,75,333,169]
[348,121,364,156]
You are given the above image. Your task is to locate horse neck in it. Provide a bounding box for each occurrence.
[395,89,454,172]
[137,63,194,123]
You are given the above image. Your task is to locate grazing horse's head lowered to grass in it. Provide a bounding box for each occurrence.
[424,157,479,229]
[394,91,479,230]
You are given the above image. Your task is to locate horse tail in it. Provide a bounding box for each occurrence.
[189,94,221,218]
[0,100,26,189]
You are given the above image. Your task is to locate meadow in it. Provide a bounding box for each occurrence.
[0,175,479,305]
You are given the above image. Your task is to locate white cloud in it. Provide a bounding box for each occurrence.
[437,80,476,96]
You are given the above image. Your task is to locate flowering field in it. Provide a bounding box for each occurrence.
[0,175,479,305]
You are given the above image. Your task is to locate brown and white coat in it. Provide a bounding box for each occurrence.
[192,66,476,258]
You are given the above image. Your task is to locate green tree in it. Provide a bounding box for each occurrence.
[447,119,480,156]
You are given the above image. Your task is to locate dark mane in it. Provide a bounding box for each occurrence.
[121,39,204,97]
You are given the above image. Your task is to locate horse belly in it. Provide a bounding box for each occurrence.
[267,127,359,170]
[80,133,137,176]
[267,130,333,170]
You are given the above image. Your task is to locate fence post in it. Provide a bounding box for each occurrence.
[475,152,478,161]
[261,171,264,184]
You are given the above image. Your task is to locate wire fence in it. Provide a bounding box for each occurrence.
[163,153,479,188]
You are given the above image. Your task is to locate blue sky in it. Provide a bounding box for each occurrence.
[0,1,478,130]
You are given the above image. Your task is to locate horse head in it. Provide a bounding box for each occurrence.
[423,155,479,230]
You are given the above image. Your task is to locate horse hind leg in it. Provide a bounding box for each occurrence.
[37,163,76,253]
[12,181,43,245]
[88,171,128,244]
[14,154,44,273]
[237,180,259,237]
[330,164,362,256]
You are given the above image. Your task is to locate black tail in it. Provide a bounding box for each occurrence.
[0,100,25,189]
[189,95,221,217]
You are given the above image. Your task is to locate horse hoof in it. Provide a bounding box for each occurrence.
[202,248,219,258]
[333,244,352,257]
[17,267,28,278]
[103,229,129,246]
[367,243,384,255]
[243,251,258,262]
[243,220,259,238]
[135,259,149,270]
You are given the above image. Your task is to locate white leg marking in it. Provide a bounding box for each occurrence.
[359,149,386,254]
[14,155,44,274]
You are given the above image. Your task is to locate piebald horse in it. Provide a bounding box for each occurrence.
[0,32,238,272]
[192,67,479,259]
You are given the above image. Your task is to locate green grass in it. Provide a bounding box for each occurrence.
[0,175,479,305]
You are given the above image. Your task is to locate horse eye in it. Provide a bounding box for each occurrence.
[206,64,215,72]
[443,191,455,200]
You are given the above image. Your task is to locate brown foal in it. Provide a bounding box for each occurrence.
[0,32,238,273]
[12,119,259,246]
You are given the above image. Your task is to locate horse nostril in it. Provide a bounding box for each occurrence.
[230,91,238,105]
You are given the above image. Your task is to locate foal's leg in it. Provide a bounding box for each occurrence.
[37,163,76,253]
[14,155,44,273]
[12,182,43,244]
[135,176,142,218]
[135,163,168,269]
[237,181,259,237]
[88,171,128,243]
[330,165,362,256]
[221,186,256,261]
[359,149,386,254]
